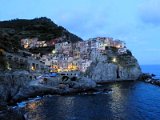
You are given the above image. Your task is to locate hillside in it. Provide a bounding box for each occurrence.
[0,17,83,53]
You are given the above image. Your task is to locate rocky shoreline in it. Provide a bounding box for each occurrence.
[139,73,160,86]
[0,71,96,107]
[1,70,159,120]
[8,78,140,105]
[0,71,150,107]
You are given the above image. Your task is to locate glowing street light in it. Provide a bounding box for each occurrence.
[6,62,11,70]
[31,66,35,71]
[112,57,117,63]
[52,50,56,54]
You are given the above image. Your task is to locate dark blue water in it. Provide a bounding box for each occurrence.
[23,81,160,120]
[141,65,160,79]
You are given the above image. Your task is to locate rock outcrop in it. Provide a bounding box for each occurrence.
[86,49,142,82]
[73,77,96,89]
[0,71,31,107]
[139,73,160,86]
[12,76,96,102]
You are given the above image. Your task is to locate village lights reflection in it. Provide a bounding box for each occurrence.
[109,84,126,116]
[26,100,44,111]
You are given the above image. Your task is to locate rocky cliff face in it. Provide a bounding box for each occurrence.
[85,48,142,82]
[0,71,30,107]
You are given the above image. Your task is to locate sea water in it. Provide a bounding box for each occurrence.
[141,65,160,79]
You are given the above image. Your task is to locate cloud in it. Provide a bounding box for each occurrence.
[52,0,138,40]
[51,2,109,39]
[139,0,160,25]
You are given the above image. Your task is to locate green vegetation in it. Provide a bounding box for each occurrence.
[104,47,136,68]
[117,54,137,67]
[0,17,83,53]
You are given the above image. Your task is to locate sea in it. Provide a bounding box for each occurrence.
[141,65,160,79]
[14,65,160,120]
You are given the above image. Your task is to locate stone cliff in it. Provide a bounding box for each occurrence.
[85,47,142,82]
[0,71,30,108]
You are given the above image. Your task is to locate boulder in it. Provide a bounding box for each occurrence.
[138,73,152,81]
[73,77,96,89]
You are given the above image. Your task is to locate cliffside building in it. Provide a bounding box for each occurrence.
[40,37,126,73]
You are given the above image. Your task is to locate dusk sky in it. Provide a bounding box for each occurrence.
[0,0,160,65]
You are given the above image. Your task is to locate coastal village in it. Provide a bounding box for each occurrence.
[1,34,143,107]
[0,18,144,120]
[19,37,127,73]
[0,3,158,119]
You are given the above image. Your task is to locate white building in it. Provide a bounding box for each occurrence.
[80,60,92,72]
